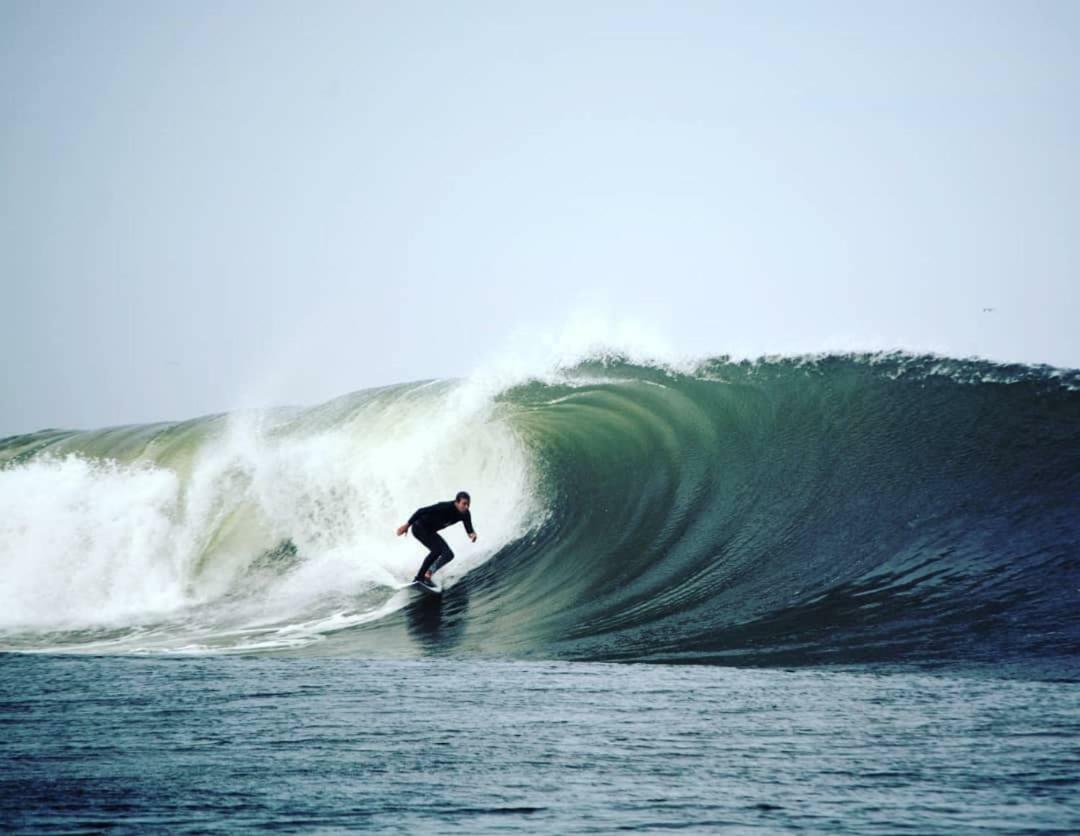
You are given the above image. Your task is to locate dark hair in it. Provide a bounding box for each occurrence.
[455,491,471,503]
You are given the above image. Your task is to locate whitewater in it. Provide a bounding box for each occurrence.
[0,373,538,652]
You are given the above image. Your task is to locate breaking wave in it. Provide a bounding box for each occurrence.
[2,353,1078,672]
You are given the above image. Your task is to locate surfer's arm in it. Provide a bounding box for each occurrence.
[463,511,477,541]
[407,503,439,525]
[398,505,427,536]
[400,502,441,536]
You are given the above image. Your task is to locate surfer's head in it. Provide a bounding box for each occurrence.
[454,491,471,512]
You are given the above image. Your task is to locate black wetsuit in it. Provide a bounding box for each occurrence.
[409,501,475,579]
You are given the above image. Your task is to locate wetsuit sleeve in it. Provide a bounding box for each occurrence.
[462,510,475,535]
[408,503,439,525]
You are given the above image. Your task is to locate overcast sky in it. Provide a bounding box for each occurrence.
[2,1,1078,435]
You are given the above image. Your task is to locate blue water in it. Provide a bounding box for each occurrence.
[3,656,1078,833]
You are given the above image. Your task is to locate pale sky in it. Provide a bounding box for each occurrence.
[3,1,1078,435]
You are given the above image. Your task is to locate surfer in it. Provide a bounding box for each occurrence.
[397,491,477,586]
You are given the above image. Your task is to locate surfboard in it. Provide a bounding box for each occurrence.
[410,579,443,596]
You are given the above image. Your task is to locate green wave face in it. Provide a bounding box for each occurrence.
[2,354,1078,669]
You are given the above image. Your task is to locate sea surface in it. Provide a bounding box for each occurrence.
[2,353,1078,830]
[3,656,1078,833]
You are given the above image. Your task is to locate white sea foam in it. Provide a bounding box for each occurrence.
[0,379,537,638]
[0,455,187,628]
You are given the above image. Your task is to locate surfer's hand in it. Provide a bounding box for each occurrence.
[396,524,409,536]
[469,532,478,543]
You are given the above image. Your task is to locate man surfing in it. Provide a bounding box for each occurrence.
[397,491,476,588]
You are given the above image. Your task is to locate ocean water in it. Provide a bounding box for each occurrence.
[3,656,1077,833]
[2,352,1079,830]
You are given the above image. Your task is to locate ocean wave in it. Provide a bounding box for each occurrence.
[2,353,1078,669]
